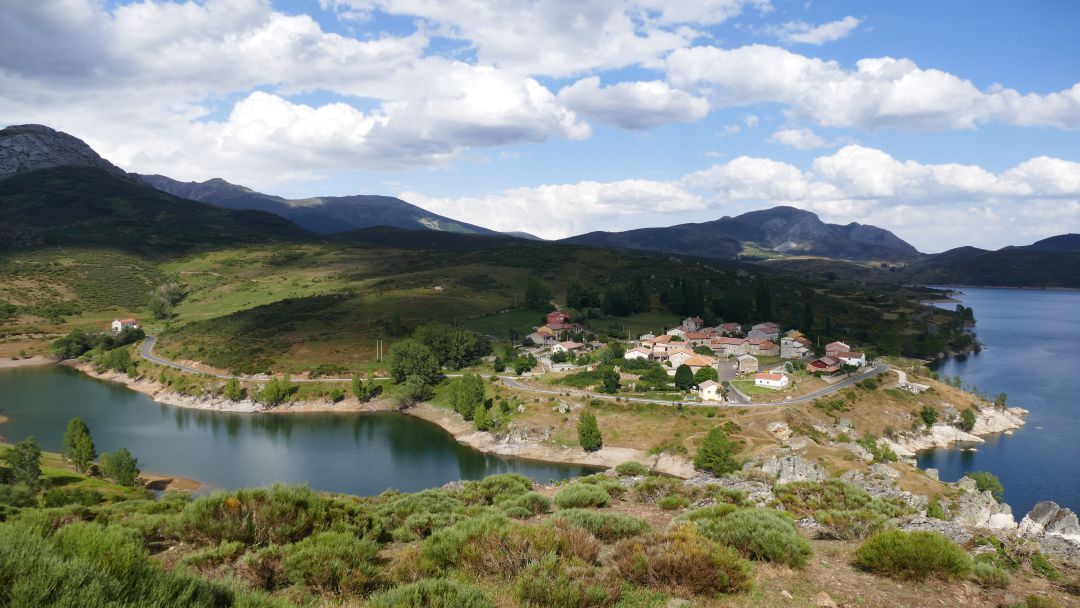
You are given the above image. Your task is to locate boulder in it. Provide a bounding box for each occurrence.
[898,516,973,545]
[946,490,1016,531]
[836,441,873,462]
[841,467,927,511]
[758,455,829,484]
[767,421,792,441]
[924,468,940,481]
[1019,501,1080,540]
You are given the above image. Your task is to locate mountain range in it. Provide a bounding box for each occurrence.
[1,123,1077,287]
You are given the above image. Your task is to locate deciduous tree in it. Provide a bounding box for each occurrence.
[62,418,96,473]
[4,436,42,488]
[102,448,140,486]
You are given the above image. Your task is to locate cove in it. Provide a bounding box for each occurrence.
[0,364,595,495]
[918,287,1080,515]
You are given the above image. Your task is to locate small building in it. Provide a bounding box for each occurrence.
[111,318,138,333]
[719,322,742,336]
[809,356,840,374]
[713,337,750,357]
[684,355,718,374]
[684,332,711,346]
[638,333,656,341]
[825,341,851,358]
[682,316,704,332]
[623,347,652,361]
[736,353,759,374]
[837,351,867,368]
[667,348,696,369]
[666,327,687,339]
[751,322,780,340]
[551,341,584,354]
[699,380,722,402]
[547,311,571,326]
[780,337,810,359]
[754,372,790,389]
[525,332,549,345]
[749,338,779,357]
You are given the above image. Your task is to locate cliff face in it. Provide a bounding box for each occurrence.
[0,124,127,180]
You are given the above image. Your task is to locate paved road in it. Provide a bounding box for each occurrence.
[140,336,888,407]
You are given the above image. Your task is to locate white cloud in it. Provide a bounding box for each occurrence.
[743,113,760,127]
[667,44,1080,130]
[768,16,861,45]
[768,127,831,149]
[557,77,708,130]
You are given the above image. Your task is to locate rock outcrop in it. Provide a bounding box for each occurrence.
[0,124,127,179]
[756,455,829,484]
[1019,501,1080,541]
[841,465,928,511]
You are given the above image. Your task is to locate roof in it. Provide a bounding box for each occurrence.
[749,338,776,347]
[556,341,584,349]
[667,347,695,357]
[812,356,840,366]
[685,332,709,340]
[698,380,719,389]
[714,337,747,345]
[838,351,865,358]
[721,322,741,329]
[116,318,137,323]
[626,347,651,355]
[649,335,673,344]
[684,355,716,367]
[826,341,850,349]
[755,372,786,381]
[736,354,757,362]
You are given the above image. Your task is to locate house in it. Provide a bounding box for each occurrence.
[643,334,672,347]
[719,322,742,336]
[684,332,711,346]
[780,337,810,359]
[623,347,652,361]
[713,337,750,357]
[749,338,779,357]
[751,322,780,340]
[666,327,687,339]
[638,333,656,341]
[754,372,790,389]
[809,356,840,374]
[551,341,584,354]
[825,341,851,358]
[837,351,867,368]
[699,380,722,402]
[682,316,704,332]
[110,318,138,333]
[785,329,805,339]
[684,355,718,374]
[667,348,696,368]
[736,354,759,374]
[525,332,550,345]
[546,311,570,326]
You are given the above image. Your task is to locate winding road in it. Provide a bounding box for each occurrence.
[139,336,889,407]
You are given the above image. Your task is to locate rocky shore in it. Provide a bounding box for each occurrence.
[885,405,1029,458]
[0,355,58,369]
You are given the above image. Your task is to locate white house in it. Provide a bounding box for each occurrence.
[638,333,656,341]
[838,351,867,367]
[754,372,789,389]
[780,337,810,359]
[699,380,722,402]
[111,318,138,333]
[825,341,851,358]
[666,348,696,369]
[665,327,687,339]
[623,347,652,361]
[552,341,584,354]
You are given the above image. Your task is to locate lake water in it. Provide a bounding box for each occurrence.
[0,365,594,495]
[918,287,1080,516]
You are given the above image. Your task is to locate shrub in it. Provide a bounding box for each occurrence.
[41,488,105,508]
[178,485,328,546]
[243,544,288,591]
[852,530,973,581]
[516,556,622,608]
[572,474,626,498]
[180,540,246,573]
[578,411,603,452]
[1019,596,1060,608]
[554,484,610,509]
[630,476,683,503]
[676,503,738,525]
[775,480,911,539]
[611,525,752,596]
[500,492,552,518]
[101,448,140,486]
[658,495,691,511]
[1029,552,1061,581]
[919,405,939,427]
[966,471,1005,502]
[614,461,649,477]
[552,509,650,542]
[282,531,380,595]
[926,499,945,520]
[475,473,533,504]
[695,508,812,568]
[959,408,977,432]
[973,561,1012,588]
[368,578,496,608]
[694,428,740,476]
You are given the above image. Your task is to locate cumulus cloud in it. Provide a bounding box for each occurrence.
[667,44,1080,130]
[768,16,861,45]
[768,127,831,149]
[557,77,708,130]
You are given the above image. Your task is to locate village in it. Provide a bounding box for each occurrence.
[524,310,872,404]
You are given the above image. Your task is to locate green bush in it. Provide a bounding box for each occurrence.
[41,487,105,509]
[774,480,911,539]
[966,471,1005,502]
[578,411,603,452]
[611,525,752,596]
[178,485,329,546]
[1029,552,1061,581]
[282,531,380,595]
[554,484,610,509]
[852,530,973,581]
[693,428,741,476]
[368,578,496,608]
[676,503,738,524]
[614,461,649,477]
[551,509,650,542]
[630,476,684,503]
[972,561,1011,588]
[499,492,552,518]
[1018,596,1060,608]
[180,541,246,573]
[695,508,812,568]
[658,495,691,511]
[572,474,626,498]
[516,556,622,608]
[475,473,533,504]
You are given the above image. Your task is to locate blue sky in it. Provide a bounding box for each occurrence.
[2,0,1078,251]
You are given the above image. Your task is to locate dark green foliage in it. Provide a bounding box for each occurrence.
[852,530,973,581]
[41,487,105,508]
[600,279,649,316]
[614,461,649,477]
[62,417,96,473]
[449,373,485,420]
[554,484,610,508]
[178,485,334,546]
[282,531,380,595]
[926,499,946,520]
[513,354,538,375]
[102,448,140,486]
[599,368,620,394]
[52,327,145,360]
[500,492,552,518]
[577,411,603,452]
[611,525,752,596]
[856,436,898,464]
[368,578,496,608]
[95,346,133,374]
[149,281,188,319]
[755,283,772,320]
[566,277,602,310]
[224,378,244,402]
[350,374,380,402]
[552,509,650,542]
[257,375,295,406]
[959,408,977,432]
[673,364,694,390]
[413,322,492,370]
[919,404,939,426]
[394,375,435,407]
[1029,552,1061,581]
[658,495,690,510]
[694,508,812,568]
[966,471,1005,502]
[389,338,442,385]
[693,428,740,476]
[524,278,553,310]
[694,366,719,384]
[774,480,912,540]
[3,436,41,488]
[516,556,622,608]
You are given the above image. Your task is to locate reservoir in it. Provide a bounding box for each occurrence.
[918,287,1080,515]
[0,364,594,495]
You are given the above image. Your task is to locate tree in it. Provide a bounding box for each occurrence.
[599,368,620,394]
[920,404,939,427]
[258,375,295,407]
[393,375,434,407]
[755,283,772,320]
[449,373,485,420]
[388,339,442,385]
[674,364,694,390]
[224,378,244,402]
[994,392,1008,408]
[958,408,977,432]
[62,418,96,473]
[524,278,553,311]
[148,281,187,319]
[694,366,719,385]
[566,277,601,309]
[513,354,537,375]
[4,436,42,487]
[694,428,740,476]
[96,347,132,374]
[472,401,493,432]
[966,471,1005,502]
[713,291,753,324]
[577,411,602,452]
[102,448,140,486]
[413,322,491,370]
[351,374,378,402]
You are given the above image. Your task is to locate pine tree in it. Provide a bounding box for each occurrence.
[694,428,741,476]
[577,411,603,452]
[62,417,96,473]
[473,401,492,432]
[674,364,694,390]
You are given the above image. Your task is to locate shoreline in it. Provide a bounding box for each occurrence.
[55,361,697,477]
[0,355,59,369]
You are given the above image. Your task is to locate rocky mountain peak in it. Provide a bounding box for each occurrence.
[0,124,126,180]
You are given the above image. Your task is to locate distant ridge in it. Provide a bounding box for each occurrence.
[0,124,127,180]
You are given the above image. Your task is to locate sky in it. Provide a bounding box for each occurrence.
[1,0,1078,252]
